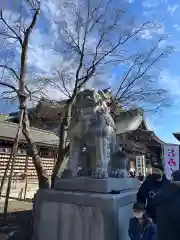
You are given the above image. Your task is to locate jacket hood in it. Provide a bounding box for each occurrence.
[146,173,168,183]
[154,182,180,206]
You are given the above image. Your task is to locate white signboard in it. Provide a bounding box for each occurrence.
[163,144,179,180]
[136,155,146,176]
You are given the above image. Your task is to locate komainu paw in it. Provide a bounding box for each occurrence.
[110,169,128,178]
[91,168,108,179]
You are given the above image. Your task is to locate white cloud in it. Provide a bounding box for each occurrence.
[0,1,107,105]
[0,3,67,102]
[139,23,164,40]
[0,0,174,108]
[140,29,153,39]
[167,4,179,16]
[173,24,180,31]
[142,0,158,9]
[158,39,167,48]
[27,28,61,74]
[126,0,134,3]
[145,116,157,131]
[159,71,180,97]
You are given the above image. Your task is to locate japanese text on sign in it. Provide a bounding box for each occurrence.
[168,148,176,167]
[164,144,179,180]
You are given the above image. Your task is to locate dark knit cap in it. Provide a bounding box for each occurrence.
[172,170,180,181]
[152,163,164,172]
[132,202,145,211]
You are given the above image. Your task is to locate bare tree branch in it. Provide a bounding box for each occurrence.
[0,0,171,185]
[0,9,23,46]
[19,7,40,93]
[0,65,19,80]
[0,1,49,190]
[0,81,18,93]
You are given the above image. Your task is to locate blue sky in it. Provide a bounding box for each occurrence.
[130,0,180,144]
[0,0,180,144]
[111,0,180,144]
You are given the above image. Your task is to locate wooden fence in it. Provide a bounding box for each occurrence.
[0,152,55,200]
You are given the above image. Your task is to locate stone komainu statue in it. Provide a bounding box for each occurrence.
[62,89,129,178]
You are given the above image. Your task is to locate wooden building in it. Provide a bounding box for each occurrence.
[0,117,59,199]
[8,101,165,176]
[9,98,67,132]
[115,109,164,173]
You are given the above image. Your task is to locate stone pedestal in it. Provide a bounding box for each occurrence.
[32,177,139,240]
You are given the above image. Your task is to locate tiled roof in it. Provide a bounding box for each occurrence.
[33,99,67,120]
[9,99,68,121]
[115,109,164,145]
[0,120,59,147]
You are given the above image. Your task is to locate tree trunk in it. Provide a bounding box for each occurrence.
[51,124,65,187]
[51,102,72,187]
[23,153,29,199]
[51,143,70,187]
[22,109,50,189]
[3,108,24,221]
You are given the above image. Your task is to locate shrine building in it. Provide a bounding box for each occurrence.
[0,116,59,199]
[8,100,165,177]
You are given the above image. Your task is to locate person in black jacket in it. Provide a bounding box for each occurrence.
[137,163,170,223]
[154,170,180,240]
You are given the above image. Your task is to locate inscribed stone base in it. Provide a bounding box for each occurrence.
[32,178,139,240]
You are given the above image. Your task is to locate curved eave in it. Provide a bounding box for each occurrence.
[115,108,164,145]
[133,129,165,146]
[173,133,180,141]
[151,133,165,145]
[115,111,144,135]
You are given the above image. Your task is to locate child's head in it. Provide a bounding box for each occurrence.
[132,202,145,219]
